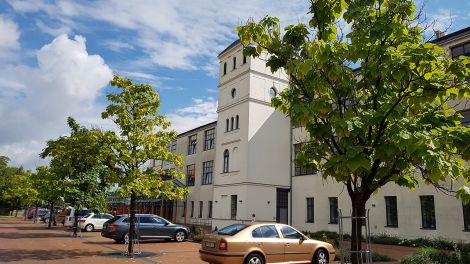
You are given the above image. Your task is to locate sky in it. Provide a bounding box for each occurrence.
[0,0,469,170]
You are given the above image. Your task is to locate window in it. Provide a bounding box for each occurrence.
[198,201,203,218]
[306,197,314,223]
[236,115,239,129]
[463,203,470,231]
[182,202,186,217]
[233,56,237,69]
[329,197,338,224]
[269,87,277,97]
[231,195,237,220]
[280,226,303,239]
[208,201,213,218]
[460,110,470,127]
[167,140,176,152]
[204,128,215,150]
[252,225,279,238]
[186,164,195,186]
[420,196,436,229]
[243,55,247,64]
[231,88,236,98]
[190,201,194,218]
[231,117,234,131]
[294,143,315,176]
[202,160,213,185]
[226,119,229,132]
[187,134,197,155]
[223,149,229,173]
[223,62,227,75]
[385,196,398,227]
[451,42,470,59]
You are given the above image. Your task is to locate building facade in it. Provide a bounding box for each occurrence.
[162,27,470,242]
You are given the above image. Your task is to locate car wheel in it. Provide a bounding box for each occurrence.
[85,224,94,232]
[174,230,186,242]
[312,248,328,264]
[245,253,264,264]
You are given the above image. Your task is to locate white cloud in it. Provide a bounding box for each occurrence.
[167,97,218,133]
[0,34,113,169]
[0,15,20,61]
[101,40,134,52]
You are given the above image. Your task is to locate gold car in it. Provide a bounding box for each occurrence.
[199,223,335,264]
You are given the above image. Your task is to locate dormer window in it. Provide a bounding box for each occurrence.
[223,62,227,75]
[233,57,237,70]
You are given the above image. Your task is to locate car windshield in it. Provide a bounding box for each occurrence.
[106,216,122,224]
[83,213,92,218]
[217,224,248,236]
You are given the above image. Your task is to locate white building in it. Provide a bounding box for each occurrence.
[163,27,470,242]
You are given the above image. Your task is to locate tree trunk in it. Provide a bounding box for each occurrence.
[350,196,367,264]
[48,202,54,229]
[128,193,137,256]
[73,209,79,236]
[14,209,18,217]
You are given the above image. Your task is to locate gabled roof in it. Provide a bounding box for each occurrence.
[431,27,470,45]
[218,39,241,58]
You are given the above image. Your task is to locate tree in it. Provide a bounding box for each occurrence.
[41,117,110,234]
[32,166,66,228]
[100,75,188,255]
[237,0,470,263]
[2,171,38,216]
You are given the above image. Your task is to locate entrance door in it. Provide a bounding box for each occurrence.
[276,188,289,224]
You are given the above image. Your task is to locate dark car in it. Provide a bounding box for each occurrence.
[101,214,190,243]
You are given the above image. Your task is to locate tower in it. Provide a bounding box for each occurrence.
[212,40,291,228]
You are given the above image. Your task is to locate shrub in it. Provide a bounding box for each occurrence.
[400,247,470,264]
[189,225,206,242]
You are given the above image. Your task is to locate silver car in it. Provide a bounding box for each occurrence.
[101,214,190,243]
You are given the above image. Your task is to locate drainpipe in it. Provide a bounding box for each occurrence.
[289,123,293,226]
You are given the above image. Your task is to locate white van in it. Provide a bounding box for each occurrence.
[64,208,90,228]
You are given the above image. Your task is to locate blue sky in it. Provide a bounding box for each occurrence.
[0,0,469,170]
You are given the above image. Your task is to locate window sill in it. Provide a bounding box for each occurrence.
[201,183,212,186]
[420,227,436,230]
[384,225,398,228]
[305,221,314,223]
[221,170,240,174]
[328,222,338,225]
[463,229,470,232]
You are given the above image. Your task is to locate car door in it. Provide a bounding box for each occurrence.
[151,216,171,238]
[138,216,155,238]
[279,225,312,263]
[251,225,284,263]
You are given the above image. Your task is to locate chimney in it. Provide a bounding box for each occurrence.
[434,30,446,39]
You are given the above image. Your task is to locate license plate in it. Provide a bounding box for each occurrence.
[205,242,215,248]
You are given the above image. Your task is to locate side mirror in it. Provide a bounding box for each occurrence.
[164,222,169,226]
[299,236,305,243]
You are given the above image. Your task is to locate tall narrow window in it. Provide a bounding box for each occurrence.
[243,55,247,64]
[294,143,315,176]
[208,201,213,218]
[231,117,234,131]
[223,62,227,75]
[463,203,470,231]
[202,160,213,185]
[204,128,215,150]
[231,195,237,220]
[420,196,436,229]
[233,57,237,69]
[329,197,338,224]
[226,119,229,132]
[198,201,203,218]
[186,164,195,186]
[187,134,197,155]
[182,202,186,217]
[236,115,239,129]
[190,201,194,218]
[223,150,229,173]
[306,197,314,223]
[385,196,398,227]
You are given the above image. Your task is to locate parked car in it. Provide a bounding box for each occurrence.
[199,223,335,264]
[79,213,113,232]
[64,208,90,228]
[101,214,190,243]
[54,207,71,225]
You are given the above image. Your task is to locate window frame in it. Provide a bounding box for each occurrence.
[420,195,436,229]
[385,196,398,227]
[223,62,227,75]
[233,56,237,70]
[187,134,197,155]
[294,143,315,176]
[208,201,213,218]
[204,128,215,151]
[230,195,237,220]
[186,164,195,186]
[223,149,229,173]
[202,160,213,185]
[190,201,194,218]
[306,197,314,223]
[198,201,203,218]
[329,197,339,224]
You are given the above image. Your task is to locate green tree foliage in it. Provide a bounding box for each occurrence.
[41,117,110,228]
[238,1,470,262]
[1,167,38,216]
[100,75,188,255]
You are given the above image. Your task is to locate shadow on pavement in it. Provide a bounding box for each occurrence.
[0,232,69,239]
[0,249,103,262]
